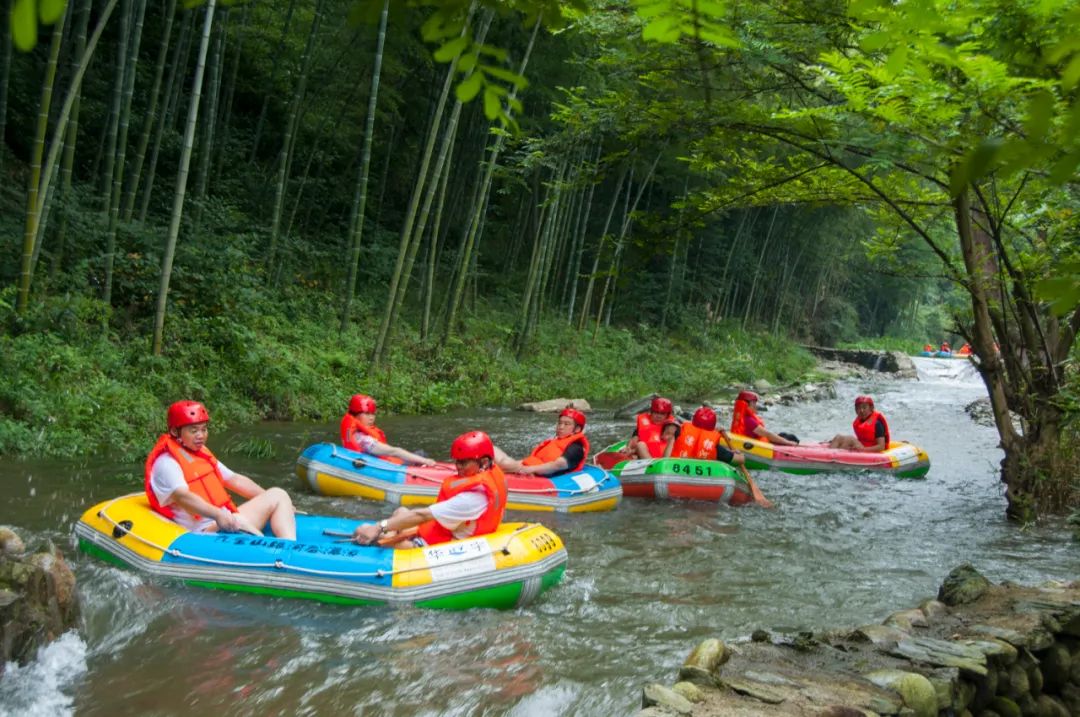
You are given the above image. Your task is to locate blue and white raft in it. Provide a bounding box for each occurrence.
[296,443,622,513]
[76,493,567,610]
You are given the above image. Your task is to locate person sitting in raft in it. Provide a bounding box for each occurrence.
[352,431,507,549]
[340,393,436,466]
[922,344,934,353]
[495,408,590,476]
[940,341,951,353]
[957,342,973,356]
[146,400,297,539]
[623,396,675,458]
[666,406,746,467]
[828,395,890,452]
[730,390,799,446]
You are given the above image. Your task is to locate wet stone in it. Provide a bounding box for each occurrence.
[939,564,992,606]
[641,684,693,715]
[671,681,706,703]
[679,638,728,685]
[864,669,938,717]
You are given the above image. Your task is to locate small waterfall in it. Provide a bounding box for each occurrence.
[872,354,885,372]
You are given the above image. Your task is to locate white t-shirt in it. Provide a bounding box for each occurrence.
[429,488,488,539]
[150,454,237,532]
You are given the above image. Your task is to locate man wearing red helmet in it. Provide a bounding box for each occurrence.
[730,390,799,446]
[624,396,675,458]
[145,401,297,539]
[668,406,745,466]
[829,396,890,452]
[340,394,435,466]
[495,407,590,476]
[352,431,507,548]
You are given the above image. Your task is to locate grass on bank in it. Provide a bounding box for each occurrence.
[0,286,815,461]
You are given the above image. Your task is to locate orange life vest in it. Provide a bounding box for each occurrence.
[340,414,404,464]
[671,423,721,460]
[522,432,589,473]
[144,434,238,520]
[635,412,668,456]
[730,399,766,439]
[923,344,934,352]
[852,411,890,449]
[416,466,507,546]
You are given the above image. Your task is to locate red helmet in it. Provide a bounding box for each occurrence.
[167,400,210,430]
[650,397,673,414]
[855,395,875,408]
[450,431,494,461]
[349,394,377,414]
[560,408,587,429]
[737,390,760,403]
[692,406,717,430]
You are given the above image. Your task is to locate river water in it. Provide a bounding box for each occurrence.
[1,357,1077,716]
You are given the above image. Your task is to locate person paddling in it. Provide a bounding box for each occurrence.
[730,390,799,446]
[828,396,890,452]
[666,406,746,467]
[495,408,590,476]
[623,396,675,458]
[340,394,436,466]
[146,401,297,539]
[352,431,507,549]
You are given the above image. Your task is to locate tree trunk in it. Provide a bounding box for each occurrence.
[577,165,627,331]
[16,0,119,314]
[376,4,480,361]
[742,205,780,329]
[98,0,130,210]
[103,0,147,308]
[50,0,91,279]
[139,9,192,222]
[122,0,176,222]
[16,12,67,313]
[438,19,540,347]
[266,0,324,280]
[191,5,226,225]
[212,1,248,184]
[339,0,389,333]
[151,0,217,355]
[420,148,454,341]
[248,0,298,162]
[0,0,13,175]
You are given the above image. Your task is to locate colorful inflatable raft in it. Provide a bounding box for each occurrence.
[296,443,621,513]
[75,494,567,610]
[594,442,752,504]
[728,433,931,478]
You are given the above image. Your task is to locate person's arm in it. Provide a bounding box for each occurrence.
[519,455,569,475]
[221,469,265,500]
[369,440,436,466]
[353,506,435,545]
[167,487,258,534]
[754,425,799,446]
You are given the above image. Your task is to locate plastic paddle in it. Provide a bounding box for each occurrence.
[718,429,774,509]
[322,525,420,547]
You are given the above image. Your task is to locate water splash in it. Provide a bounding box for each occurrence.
[0,631,87,717]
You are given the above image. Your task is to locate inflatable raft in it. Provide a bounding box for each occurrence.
[594,442,752,504]
[75,494,567,610]
[728,433,931,478]
[297,443,621,513]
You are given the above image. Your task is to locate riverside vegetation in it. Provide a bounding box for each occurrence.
[2,0,1078,518]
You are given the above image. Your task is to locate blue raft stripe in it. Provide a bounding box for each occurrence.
[301,443,618,498]
[162,514,395,585]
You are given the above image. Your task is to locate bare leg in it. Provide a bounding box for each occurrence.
[829,435,861,451]
[237,487,297,540]
[633,440,652,459]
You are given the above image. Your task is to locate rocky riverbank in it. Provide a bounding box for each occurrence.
[0,526,80,675]
[637,565,1080,716]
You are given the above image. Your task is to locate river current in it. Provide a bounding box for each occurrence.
[1,357,1077,716]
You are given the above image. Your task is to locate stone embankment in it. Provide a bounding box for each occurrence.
[638,564,1080,716]
[802,347,919,379]
[0,526,80,675]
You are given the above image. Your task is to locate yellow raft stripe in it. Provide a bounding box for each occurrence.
[389,522,565,589]
[78,494,186,562]
[312,471,387,501]
[568,496,620,513]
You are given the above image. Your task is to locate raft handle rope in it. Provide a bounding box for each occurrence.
[331,445,616,494]
[95,496,535,579]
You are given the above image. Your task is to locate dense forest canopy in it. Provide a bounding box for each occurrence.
[2,0,1077,518]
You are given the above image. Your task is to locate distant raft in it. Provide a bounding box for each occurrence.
[76,494,567,610]
[594,442,752,504]
[296,443,622,513]
[728,433,931,478]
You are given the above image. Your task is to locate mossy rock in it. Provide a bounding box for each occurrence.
[864,669,938,717]
[939,564,991,606]
[987,696,1020,717]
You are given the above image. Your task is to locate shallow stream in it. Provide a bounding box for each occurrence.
[1,357,1077,716]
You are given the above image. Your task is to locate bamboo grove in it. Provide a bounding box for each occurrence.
[5,0,1078,517]
[1,0,931,360]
